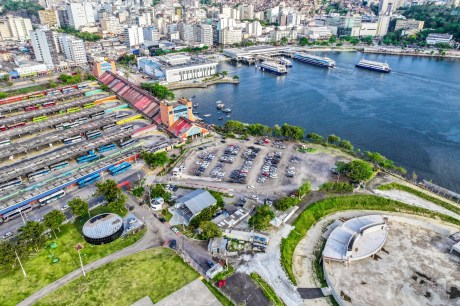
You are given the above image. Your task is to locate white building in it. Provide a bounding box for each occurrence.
[247,21,262,37]
[376,15,391,37]
[124,25,144,47]
[101,16,122,34]
[198,24,213,46]
[29,28,60,67]
[67,2,94,29]
[59,34,87,65]
[426,33,453,45]
[239,4,254,20]
[143,26,160,42]
[306,26,332,40]
[0,15,33,40]
[219,27,242,45]
[360,22,378,37]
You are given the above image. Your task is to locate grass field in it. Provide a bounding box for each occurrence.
[377,182,460,215]
[280,194,460,284]
[250,273,285,306]
[36,248,198,306]
[0,207,142,306]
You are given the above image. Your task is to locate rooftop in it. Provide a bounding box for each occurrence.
[82,213,123,239]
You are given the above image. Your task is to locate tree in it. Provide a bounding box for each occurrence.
[96,180,127,212]
[274,197,299,211]
[221,70,228,76]
[306,132,324,143]
[140,82,175,100]
[272,124,282,137]
[347,160,374,182]
[68,198,89,218]
[199,221,222,239]
[299,37,309,46]
[150,184,171,202]
[339,140,354,150]
[141,151,170,168]
[281,123,305,140]
[280,36,289,45]
[298,181,311,198]
[18,221,46,252]
[327,134,341,144]
[233,75,239,80]
[43,210,66,237]
[224,120,245,134]
[0,240,16,269]
[248,205,275,230]
[100,84,109,91]
[0,92,7,99]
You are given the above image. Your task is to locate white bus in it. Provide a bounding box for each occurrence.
[0,139,11,147]
[38,190,66,206]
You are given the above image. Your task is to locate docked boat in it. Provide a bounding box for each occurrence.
[203,114,211,117]
[258,61,288,75]
[293,53,335,68]
[222,108,232,113]
[218,117,224,120]
[356,59,391,73]
[217,103,225,109]
[278,58,292,67]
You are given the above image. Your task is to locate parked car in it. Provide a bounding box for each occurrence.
[206,260,215,268]
[2,231,13,239]
[169,239,177,249]
[60,205,69,211]
[158,217,166,223]
[128,218,138,225]
[171,227,180,235]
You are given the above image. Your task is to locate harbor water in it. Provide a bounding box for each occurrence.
[173,52,460,193]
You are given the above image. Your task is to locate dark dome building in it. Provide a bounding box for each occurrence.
[82,213,124,245]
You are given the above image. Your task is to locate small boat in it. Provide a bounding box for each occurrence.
[222,108,232,113]
[227,115,231,118]
[193,103,199,107]
[216,100,222,104]
[203,114,211,117]
[217,103,225,109]
[193,111,200,114]
[218,117,224,120]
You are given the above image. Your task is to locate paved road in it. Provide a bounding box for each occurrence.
[17,194,212,305]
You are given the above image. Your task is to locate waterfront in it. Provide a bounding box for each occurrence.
[174,52,460,193]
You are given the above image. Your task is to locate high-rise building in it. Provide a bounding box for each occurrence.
[57,8,70,27]
[1,15,33,40]
[59,34,87,65]
[29,28,60,66]
[394,19,424,33]
[124,25,144,47]
[219,27,242,45]
[143,26,160,42]
[0,18,12,41]
[239,4,254,20]
[247,21,262,37]
[378,0,397,16]
[67,2,94,29]
[199,24,213,46]
[38,10,60,29]
[376,15,391,36]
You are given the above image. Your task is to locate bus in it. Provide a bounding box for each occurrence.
[77,173,101,188]
[84,102,95,108]
[47,90,60,96]
[50,161,69,171]
[2,205,32,222]
[78,117,89,124]
[28,167,50,180]
[42,101,56,107]
[62,88,75,94]
[120,139,136,148]
[28,93,45,99]
[63,135,82,144]
[7,122,26,129]
[101,123,117,131]
[86,130,102,140]
[108,162,132,176]
[115,113,129,119]
[116,114,142,125]
[90,111,105,119]
[97,143,117,153]
[64,121,79,129]
[77,83,88,90]
[77,151,97,164]
[0,178,22,192]
[0,139,11,147]
[25,105,39,112]
[32,115,48,122]
[67,107,81,113]
[121,125,134,132]
[38,190,66,206]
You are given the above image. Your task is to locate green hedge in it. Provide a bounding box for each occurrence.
[319,182,354,193]
[250,273,285,306]
[280,195,460,285]
[378,182,460,215]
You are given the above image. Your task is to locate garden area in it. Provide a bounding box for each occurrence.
[35,248,198,306]
[0,206,143,306]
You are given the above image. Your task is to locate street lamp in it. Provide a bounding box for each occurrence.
[75,243,86,277]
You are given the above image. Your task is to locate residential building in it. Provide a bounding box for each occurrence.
[239,4,254,20]
[180,23,195,42]
[124,25,144,47]
[270,27,297,42]
[57,8,70,27]
[198,24,213,46]
[219,27,242,45]
[29,28,60,67]
[376,15,391,36]
[0,15,33,40]
[379,0,397,16]
[394,19,424,33]
[101,16,122,34]
[67,2,94,29]
[38,10,60,29]
[59,34,87,65]
[143,26,160,42]
[426,33,453,45]
[247,21,262,37]
[0,18,12,40]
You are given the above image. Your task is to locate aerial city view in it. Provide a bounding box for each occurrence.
[0,0,460,305]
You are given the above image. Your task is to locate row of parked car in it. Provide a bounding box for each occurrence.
[210,164,225,179]
[229,146,262,184]
[194,151,216,176]
[258,151,283,183]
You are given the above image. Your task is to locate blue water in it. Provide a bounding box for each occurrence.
[174,52,460,193]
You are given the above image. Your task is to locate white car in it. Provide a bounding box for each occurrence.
[171,227,180,235]
[128,218,138,225]
[251,195,259,200]
[60,205,69,211]
[247,185,255,189]
[2,231,13,239]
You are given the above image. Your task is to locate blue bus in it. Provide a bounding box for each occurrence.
[86,131,102,140]
[28,167,50,180]
[108,162,132,176]
[120,139,136,148]
[77,150,98,164]
[50,161,69,171]
[98,143,117,153]
[77,173,101,188]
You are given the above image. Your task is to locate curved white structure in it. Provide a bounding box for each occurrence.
[323,215,389,263]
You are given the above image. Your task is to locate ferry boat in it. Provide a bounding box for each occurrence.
[355,59,391,73]
[293,53,335,68]
[217,103,225,109]
[222,108,232,113]
[278,58,292,67]
[258,61,288,75]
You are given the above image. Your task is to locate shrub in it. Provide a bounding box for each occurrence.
[319,182,354,193]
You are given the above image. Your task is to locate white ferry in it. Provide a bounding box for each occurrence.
[356,59,391,73]
[293,53,335,68]
[258,61,288,75]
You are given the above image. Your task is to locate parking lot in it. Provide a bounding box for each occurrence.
[178,138,352,197]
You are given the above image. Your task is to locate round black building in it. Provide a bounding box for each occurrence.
[82,213,124,245]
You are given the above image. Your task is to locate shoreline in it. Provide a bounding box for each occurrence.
[167,78,239,90]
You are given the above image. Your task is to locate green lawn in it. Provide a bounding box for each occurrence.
[0,208,143,306]
[377,182,460,215]
[36,248,198,306]
[281,194,460,285]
